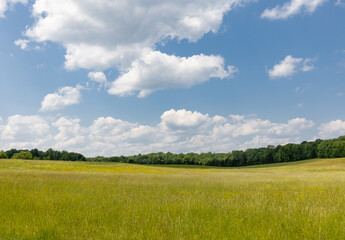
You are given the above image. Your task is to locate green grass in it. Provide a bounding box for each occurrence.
[1,158,345,239]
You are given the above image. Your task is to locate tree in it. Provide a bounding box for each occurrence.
[30,148,39,158]
[231,151,247,166]
[60,151,69,161]
[0,151,8,159]
[5,149,19,159]
[11,151,33,160]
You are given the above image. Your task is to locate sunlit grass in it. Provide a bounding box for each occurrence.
[0,158,345,239]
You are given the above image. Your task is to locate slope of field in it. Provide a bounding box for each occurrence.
[0,158,345,239]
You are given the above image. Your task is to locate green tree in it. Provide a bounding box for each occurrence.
[11,151,33,160]
[5,149,19,159]
[0,151,8,159]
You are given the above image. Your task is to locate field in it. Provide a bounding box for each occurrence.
[1,159,345,239]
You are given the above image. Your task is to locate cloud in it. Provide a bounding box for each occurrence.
[160,109,226,134]
[86,113,314,155]
[213,115,314,138]
[76,112,314,155]
[0,0,27,18]
[318,120,345,139]
[240,136,291,150]
[0,115,51,149]
[40,85,83,112]
[52,117,86,149]
[14,39,29,50]
[108,51,236,97]
[161,109,210,130]
[88,71,108,88]
[18,0,244,95]
[88,71,107,84]
[269,117,314,136]
[0,110,316,156]
[25,0,241,66]
[268,55,314,79]
[261,0,327,20]
[14,38,41,51]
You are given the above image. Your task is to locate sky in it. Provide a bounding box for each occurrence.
[0,0,344,157]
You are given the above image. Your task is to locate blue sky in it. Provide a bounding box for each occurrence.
[0,0,344,156]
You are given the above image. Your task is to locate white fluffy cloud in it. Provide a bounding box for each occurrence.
[318,120,345,139]
[40,85,82,112]
[160,109,226,134]
[0,110,317,156]
[0,0,27,18]
[261,0,327,20]
[161,109,211,130]
[52,117,86,149]
[0,115,51,149]
[213,115,314,138]
[108,51,237,97]
[17,0,243,96]
[268,55,314,79]
[88,71,107,84]
[269,118,314,135]
[25,0,241,65]
[88,71,108,88]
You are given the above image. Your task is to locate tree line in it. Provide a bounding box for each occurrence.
[1,136,345,167]
[88,136,345,166]
[0,148,86,161]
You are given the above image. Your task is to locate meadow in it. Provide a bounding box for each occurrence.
[0,158,345,239]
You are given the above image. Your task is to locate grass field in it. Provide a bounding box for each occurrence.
[1,158,345,239]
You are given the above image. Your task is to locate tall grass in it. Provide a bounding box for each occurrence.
[0,159,345,239]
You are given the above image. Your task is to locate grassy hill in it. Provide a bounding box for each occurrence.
[1,158,345,239]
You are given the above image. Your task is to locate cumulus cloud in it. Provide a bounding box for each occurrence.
[160,109,226,135]
[85,112,314,155]
[161,109,211,130]
[88,71,107,84]
[25,0,241,65]
[52,117,86,149]
[213,115,314,138]
[261,0,327,20]
[18,0,243,95]
[318,120,345,139]
[0,115,51,149]
[88,71,108,88]
[40,85,83,112]
[108,51,237,97]
[0,110,317,156]
[268,55,314,79]
[0,0,27,18]
[269,118,314,136]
